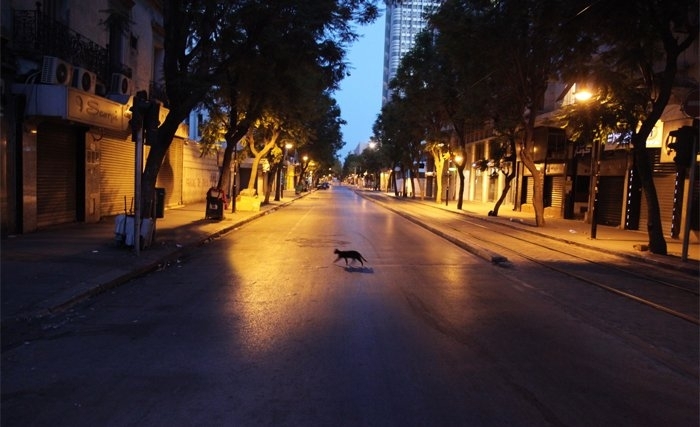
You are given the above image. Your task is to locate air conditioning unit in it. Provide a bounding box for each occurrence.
[110,73,132,95]
[41,56,73,86]
[72,67,96,93]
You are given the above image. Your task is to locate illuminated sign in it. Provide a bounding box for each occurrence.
[67,88,126,130]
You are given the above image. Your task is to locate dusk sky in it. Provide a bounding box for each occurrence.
[335,15,385,160]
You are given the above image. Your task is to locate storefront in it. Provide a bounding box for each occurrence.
[9,84,193,232]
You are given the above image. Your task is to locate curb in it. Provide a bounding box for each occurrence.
[357,191,509,265]
[357,190,698,275]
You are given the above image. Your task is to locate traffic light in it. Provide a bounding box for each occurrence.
[128,91,160,145]
[667,125,698,167]
[144,101,160,146]
[129,90,149,142]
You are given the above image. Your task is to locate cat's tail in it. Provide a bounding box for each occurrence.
[361,256,368,263]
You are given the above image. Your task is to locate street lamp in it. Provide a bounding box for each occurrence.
[301,155,309,192]
[281,142,292,199]
[574,89,593,102]
[447,155,461,206]
[575,82,599,238]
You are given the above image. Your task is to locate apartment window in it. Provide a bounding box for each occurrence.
[130,33,138,52]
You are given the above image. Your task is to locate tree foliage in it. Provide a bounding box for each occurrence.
[385,30,452,202]
[378,0,696,252]
[556,0,698,254]
[142,0,380,213]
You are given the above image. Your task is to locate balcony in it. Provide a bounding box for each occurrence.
[13,8,109,84]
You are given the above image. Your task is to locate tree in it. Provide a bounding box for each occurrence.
[141,0,380,217]
[388,30,452,202]
[487,133,518,216]
[554,0,698,254]
[373,99,424,197]
[300,94,347,180]
[426,4,501,210]
[602,0,699,255]
[342,153,362,182]
[141,1,237,216]
[431,0,593,224]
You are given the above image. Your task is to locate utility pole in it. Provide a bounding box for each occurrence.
[129,90,160,255]
[129,91,147,256]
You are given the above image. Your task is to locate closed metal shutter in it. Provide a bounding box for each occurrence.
[550,175,565,208]
[638,185,648,231]
[100,131,136,216]
[101,132,182,216]
[596,176,624,226]
[656,174,676,236]
[524,176,534,204]
[37,124,78,227]
[156,138,183,207]
[638,174,675,235]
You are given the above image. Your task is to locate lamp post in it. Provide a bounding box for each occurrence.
[301,155,309,192]
[453,154,464,209]
[281,142,292,199]
[574,83,598,239]
[447,156,458,206]
[231,141,238,213]
[588,135,601,239]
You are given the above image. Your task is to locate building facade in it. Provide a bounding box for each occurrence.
[452,66,699,239]
[1,0,220,236]
[382,0,443,105]
[379,0,697,241]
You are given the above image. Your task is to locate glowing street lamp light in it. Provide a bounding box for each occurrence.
[575,83,601,239]
[574,82,593,102]
[280,143,293,199]
[574,89,593,102]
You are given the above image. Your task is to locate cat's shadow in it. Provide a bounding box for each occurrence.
[335,264,374,273]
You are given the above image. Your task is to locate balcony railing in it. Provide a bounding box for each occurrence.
[13,9,109,84]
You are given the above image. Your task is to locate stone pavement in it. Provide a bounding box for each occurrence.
[1,186,698,332]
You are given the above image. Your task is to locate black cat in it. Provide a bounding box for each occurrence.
[333,249,368,266]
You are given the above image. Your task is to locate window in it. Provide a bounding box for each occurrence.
[130,33,138,51]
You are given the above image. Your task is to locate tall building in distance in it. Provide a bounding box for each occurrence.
[382,0,443,105]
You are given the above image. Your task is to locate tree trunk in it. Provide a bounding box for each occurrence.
[519,143,546,226]
[490,172,515,216]
[402,169,408,198]
[264,170,273,204]
[633,137,668,255]
[244,139,277,193]
[410,167,420,199]
[392,170,399,197]
[141,104,189,219]
[273,162,282,201]
[217,124,250,191]
[431,150,445,203]
[456,164,466,210]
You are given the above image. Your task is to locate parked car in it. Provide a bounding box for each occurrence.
[316,182,330,190]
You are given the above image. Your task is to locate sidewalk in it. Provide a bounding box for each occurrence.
[1,191,306,326]
[2,187,698,330]
[361,189,700,276]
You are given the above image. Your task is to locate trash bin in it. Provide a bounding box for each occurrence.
[205,187,225,220]
[155,187,165,218]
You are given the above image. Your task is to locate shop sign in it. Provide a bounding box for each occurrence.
[67,87,126,131]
